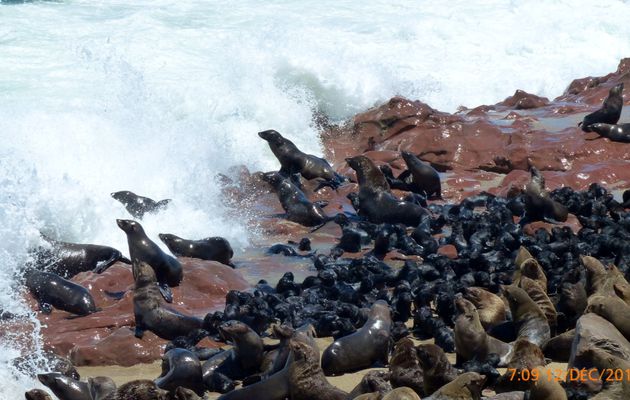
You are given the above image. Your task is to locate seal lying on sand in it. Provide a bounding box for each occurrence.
[111,190,171,219]
[258,129,345,190]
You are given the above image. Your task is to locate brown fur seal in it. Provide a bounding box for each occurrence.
[155,348,205,395]
[514,247,534,269]
[579,83,624,132]
[117,219,182,302]
[87,377,117,400]
[107,380,170,400]
[416,344,458,396]
[158,233,233,266]
[586,295,630,340]
[522,167,568,223]
[502,285,550,347]
[582,347,630,400]
[494,338,546,393]
[346,156,427,226]
[463,287,507,330]
[389,337,424,396]
[589,122,630,143]
[37,373,90,400]
[261,171,330,227]
[513,258,547,291]
[25,270,98,316]
[258,129,345,190]
[132,260,203,340]
[517,276,557,331]
[321,300,391,375]
[288,340,348,400]
[111,190,171,219]
[348,370,392,399]
[25,389,53,400]
[454,297,512,366]
[528,367,567,400]
[382,387,422,400]
[398,151,441,198]
[424,372,486,400]
[31,235,131,278]
[543,329,575,362]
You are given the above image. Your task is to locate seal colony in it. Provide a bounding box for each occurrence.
[13,59,630,400]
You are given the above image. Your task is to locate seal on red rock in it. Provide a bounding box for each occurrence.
[117,219,182,302]
[453,297,512,366]
[158,233,234,266]
[416,344,458,396]
[258,129,345,190]
[399,151,441,198]
[321,299,391,375]
[588,122,630,143]
[111,190,171,219]
[346,156,427,226]
[31,235,131,278]
[25,270,98,316]
[132,260,203,340]
[289,340,348,400]
[578,83,624,132]
[522,167,568,224]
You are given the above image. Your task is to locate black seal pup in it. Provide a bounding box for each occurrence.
[159,233,234,266]
[258,129,345,190]
[132,260,203,340]
[25,270,98,316]
[578,83,624,132]
[111,190,171,219]
[117,219,182,302]
[31,234,130,278]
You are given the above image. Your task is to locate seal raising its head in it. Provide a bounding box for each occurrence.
[579,83,624,132]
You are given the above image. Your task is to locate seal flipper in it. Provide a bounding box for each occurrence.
[93,255,120,274]
[313,179,341,192]
[118,256,132,264]
[159,283,174,303]
[104,290,126,300]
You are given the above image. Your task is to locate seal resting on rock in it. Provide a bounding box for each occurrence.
[25,270,98,316]
[117,219,182,302]
[321,299,391,375]
[132,260,203,340]
[159,233,234,266]
[522,167,568,224]
[399,151,441,198]
[578,83,624,132]
[111,190,171,219]
[588,122,630,143]
[258,129,345,190]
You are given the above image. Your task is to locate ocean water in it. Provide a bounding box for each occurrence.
[1,0,630,396]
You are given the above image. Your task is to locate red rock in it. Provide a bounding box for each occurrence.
[497,90,549,109]
[437,245,458,259]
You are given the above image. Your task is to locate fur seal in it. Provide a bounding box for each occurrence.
[424,372,486,400]
[502,285,550,347]
[382,387,422,400]
[258,129,345,190]
[111,190,171,219]
[117,219,182,302]
[104,380,170,400]
[585,295,630,340]
[348,370,392,399]
[25,389,53,400]
[399,151,441,198]
[528,367,568,400]
[87,377,117,400]
[155,348,205,395]
[522,167,568,223]
[416,344,458,396]
[37,373,91,400]
[578,83,624,132]
[543,329,575,362]
[262,171,330,226]
[512,258,547,291]
[588,122,630,143]
[158,233,233,266]
[321,299,391,375]
[288,339,348,400]
[517,276,557,331]
[31,235,130,278]
[494,338,546,393]
[463,287,507,330]
[453,297,512,366]
[346,156,427,226]
[132,260,203,340]
[25,270,98,316]
[389,337,424,396]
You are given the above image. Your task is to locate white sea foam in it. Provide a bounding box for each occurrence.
[1,0,630,396]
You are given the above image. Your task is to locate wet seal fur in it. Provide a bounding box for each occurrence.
[453,297,512,366]
[159,233,234,266]
[25,270,98,316]
[321,299,392,375]
[589,122,630,143]
[31,235,130,278]
[37,372,91,400]
[118,219,182,302]
[258,129,345,190]
[155,348,205,395]
[132,260,203,340]
[346,155,427,226]
[522,167,568,224]
[579,83,624,132]
[502,285,550,347]
[399,151,441,198]
[262,172,329,226]
[111,190,171,219]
